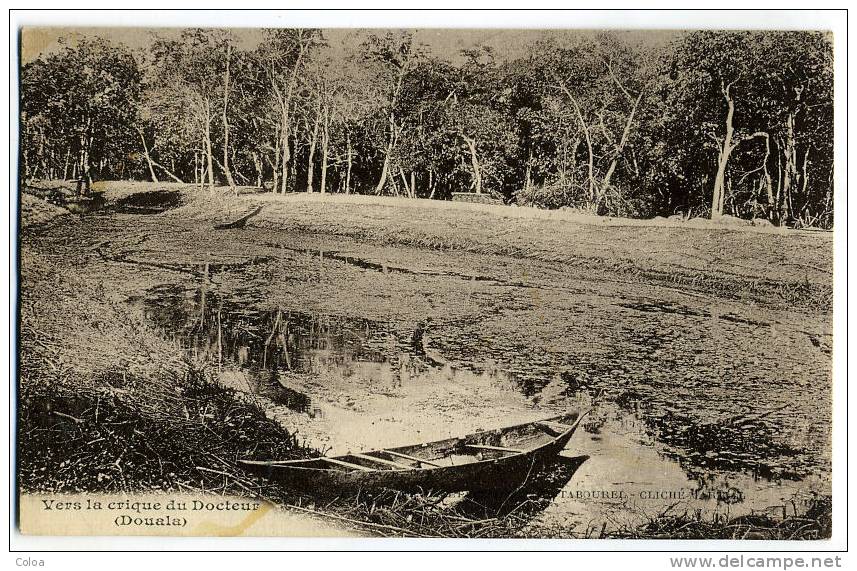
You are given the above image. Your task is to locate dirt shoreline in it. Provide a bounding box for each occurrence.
[172,188,832,313]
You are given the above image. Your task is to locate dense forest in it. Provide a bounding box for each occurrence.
[20,29,834,227]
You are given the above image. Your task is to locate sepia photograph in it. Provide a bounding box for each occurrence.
[11,9,844,549]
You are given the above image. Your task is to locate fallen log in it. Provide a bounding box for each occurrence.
[213,205,263,230]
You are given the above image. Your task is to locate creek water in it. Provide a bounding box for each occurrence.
[128,237,830,534]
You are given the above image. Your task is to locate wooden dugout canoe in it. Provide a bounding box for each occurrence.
[239,412,586,493]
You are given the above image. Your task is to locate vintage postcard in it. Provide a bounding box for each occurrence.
[14,15,840,546]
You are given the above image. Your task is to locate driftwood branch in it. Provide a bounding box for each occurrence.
[724,403,790,426]
[213,205,264,230]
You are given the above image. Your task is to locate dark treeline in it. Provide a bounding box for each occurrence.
[20,29,833,227]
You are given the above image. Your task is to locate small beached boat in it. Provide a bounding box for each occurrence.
[239,412,586,493]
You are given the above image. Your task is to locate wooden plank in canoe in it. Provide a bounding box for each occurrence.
[382,450,442,467]
[534,424,562,437]
[320,457,375,472]
[465,444,525,454]
[239,457,321,466]
[351,453,413,470]
[537,420,574,431]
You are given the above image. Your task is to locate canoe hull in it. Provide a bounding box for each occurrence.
[243,413,584,494]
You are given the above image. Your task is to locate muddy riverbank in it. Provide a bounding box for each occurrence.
[18,184,833,537]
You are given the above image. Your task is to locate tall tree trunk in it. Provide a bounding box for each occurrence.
[252,151,263,187]
[398,167,411,198]
[574,104,595,207]
[279,107,289,193]
[374,113,396,195]
[62,148,70,180]
[76,148,85,195]
[780,110,799,224]
[556,79,596,210]
[221,44,236,189]
[599,91,644,212]
[306,102,321,193]
[78,142,92,195]
[798,149,810,220]
[375,154,391,194]
[525,148,533,194]
[461,135,482,194]
[48,147,55,180]
[82,117,94,194]
[345,131,353,194]
[374,50,410,194]
[205,102,214,190]
[775,138,784,218]
[712,147,731,218]
[320,103,330,194]
[270,33,309,194]
[36,128,45,181]
[821,165,833,227]
[712,82,739,218]
[761,132,775,221]
[271,124,281,193]
[136,127,159,183]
